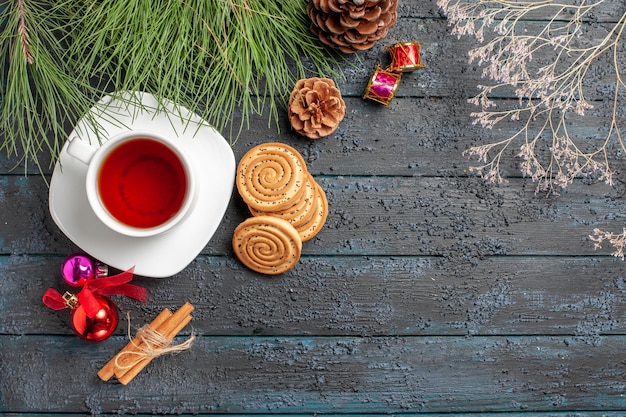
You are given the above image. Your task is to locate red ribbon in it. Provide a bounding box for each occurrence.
[42,267,147,317]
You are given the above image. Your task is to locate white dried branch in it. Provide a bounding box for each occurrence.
[438,0,626,195]
[439,0,626,258]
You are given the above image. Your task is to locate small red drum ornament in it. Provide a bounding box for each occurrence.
[363,65,402,106]
[387,42,425,73]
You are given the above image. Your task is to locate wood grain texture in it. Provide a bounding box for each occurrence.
[3,94,625,182]
[2,174,625,257]
[2,0,626,415]
[2,255,625,339]
[3,335,626,414]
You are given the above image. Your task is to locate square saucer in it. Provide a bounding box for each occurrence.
[49,92,235,278]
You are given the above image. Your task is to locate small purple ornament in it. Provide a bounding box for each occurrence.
[362,65,402,106]
[61,253,108,287]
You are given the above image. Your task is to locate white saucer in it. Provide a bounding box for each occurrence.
[49,92,235,278]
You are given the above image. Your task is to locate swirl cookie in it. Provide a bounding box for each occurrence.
[232,215,302,275]
[237,143,308,211]
[248,173,317,228]
[296,181,328,242]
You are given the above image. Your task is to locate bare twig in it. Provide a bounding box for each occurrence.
[438,0,626,195]
[439,0,626,258]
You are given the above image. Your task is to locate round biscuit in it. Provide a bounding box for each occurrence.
[248,173,317,228]
[236,142,308,211]
[232,215,302,275]
[297,180,328,242]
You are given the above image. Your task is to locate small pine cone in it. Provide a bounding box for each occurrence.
[307,0,398,53]
[288,78,346,139]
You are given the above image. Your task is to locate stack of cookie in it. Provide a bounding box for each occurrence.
[232,142,328,275]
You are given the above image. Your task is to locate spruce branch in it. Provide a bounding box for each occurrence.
[66,0,344,143]
[16,0,33,64]
[0,0,344,171]
[0,0,97,172]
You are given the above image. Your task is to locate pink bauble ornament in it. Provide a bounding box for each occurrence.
[61,253,108,287]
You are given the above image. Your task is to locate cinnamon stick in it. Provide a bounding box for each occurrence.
[98,308,173,381]
[116,313,193,385]
[111,302,194,385]
[113,302,193,371]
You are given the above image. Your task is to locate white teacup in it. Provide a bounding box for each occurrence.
[66,131,196,238]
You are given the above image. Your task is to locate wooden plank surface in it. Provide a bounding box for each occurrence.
[3,0,626,415]
[3,335,626,414]
[2,254,625,338]
[2,174,625,257]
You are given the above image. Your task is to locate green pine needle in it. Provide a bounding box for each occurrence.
[68,0,344,141]
[0,0,345,172]
[0,0,98,172]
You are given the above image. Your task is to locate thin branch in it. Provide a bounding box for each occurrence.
[16,0,33,64]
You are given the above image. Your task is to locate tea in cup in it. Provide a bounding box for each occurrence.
[66,131,196,237]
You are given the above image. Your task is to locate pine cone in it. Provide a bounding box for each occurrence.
[288,78,346,139]
[307,0,398,53]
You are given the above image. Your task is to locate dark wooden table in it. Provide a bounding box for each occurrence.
[3,0,626,415]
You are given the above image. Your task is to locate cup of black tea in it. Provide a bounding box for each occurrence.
[66,131,196,238]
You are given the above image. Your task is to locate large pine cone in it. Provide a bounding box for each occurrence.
[307,0,398,53]
[288,78,346,139]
